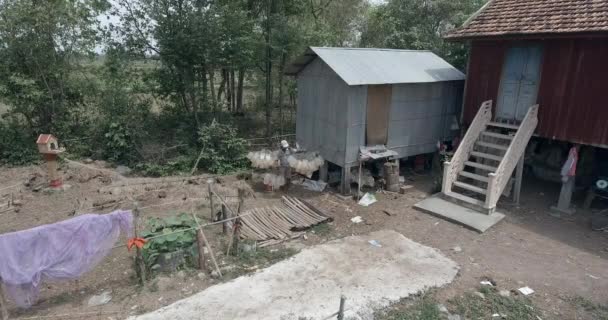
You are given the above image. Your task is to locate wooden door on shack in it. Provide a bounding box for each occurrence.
[366,85,392,146]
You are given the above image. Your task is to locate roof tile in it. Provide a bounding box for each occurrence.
[446,0,608,39]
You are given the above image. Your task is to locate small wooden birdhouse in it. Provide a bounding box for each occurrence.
[36,134,63,154]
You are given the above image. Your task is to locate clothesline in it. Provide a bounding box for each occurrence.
[112,210,252,250]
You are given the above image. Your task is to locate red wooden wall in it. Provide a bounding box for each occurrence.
[462,38,608,147]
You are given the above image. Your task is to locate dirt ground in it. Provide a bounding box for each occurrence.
[1,160,607,319]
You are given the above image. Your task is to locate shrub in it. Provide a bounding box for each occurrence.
[0,120,39,166]
[197,120,249,174]
[140,213,198,273]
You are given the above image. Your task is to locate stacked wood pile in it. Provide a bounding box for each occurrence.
[239,196,330,243]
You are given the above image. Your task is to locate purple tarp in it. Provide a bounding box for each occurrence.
[0,210,133,307]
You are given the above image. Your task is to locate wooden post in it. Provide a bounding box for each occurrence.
[357,160,362,200]
[319,161,328,182]
[221,204,228,234]
[337,295,346,320]
[199,227,222,278]
[0,279,8,320]
[196,229,206,271]
[133,204,146,285]
[207,180,215,221]
[227,189,245,256]
[340,166,352,195]
[512,156,524,205]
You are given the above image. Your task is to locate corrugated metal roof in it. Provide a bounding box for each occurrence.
[285,47,465,85]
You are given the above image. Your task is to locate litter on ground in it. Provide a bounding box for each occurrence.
[518,286,535,295]
[358,193,377,207]
[350,216,363,224]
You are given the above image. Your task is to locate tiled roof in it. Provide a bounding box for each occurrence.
[445,0,608,39]
[36,134,56,144]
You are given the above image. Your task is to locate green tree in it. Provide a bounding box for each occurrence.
[0,0,109,133]
[360,0,486,69]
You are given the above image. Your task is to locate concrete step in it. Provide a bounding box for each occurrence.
[415,194,505,232]
[488,122,519,130]
[481,131,514,140]
[453,181,487,195]
[476,141,508,151]
[471,151,503,162]
[464,161,497,172]
[458,171,489,183]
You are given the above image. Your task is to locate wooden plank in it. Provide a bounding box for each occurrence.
[277,206,308,228]
[283,197,318,225]
[271,206,299,227]
[278,201,310,226]
[290,197,325,220]
[297,197,332,220]
[481,131,514,140]
[464,161,497,172]
[366,85,392,145]
[471,151,503,162]
[453,181,487,195]
[458,171,490,183]
[246,210,275,238]
[476,141,508,151]
[488,122,519,130]
[284,198,319,223]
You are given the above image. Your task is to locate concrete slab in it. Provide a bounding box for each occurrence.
[129,230,458,320]
[415,194,505,233]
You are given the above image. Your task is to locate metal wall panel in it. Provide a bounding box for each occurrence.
[387,82,463,158]
[296,58,349,166]
[345,85,367,166]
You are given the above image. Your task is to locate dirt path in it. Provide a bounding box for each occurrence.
[0,163,607,319]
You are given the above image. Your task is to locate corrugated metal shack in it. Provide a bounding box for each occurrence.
[286,47,465,194]
[445,0,608,147]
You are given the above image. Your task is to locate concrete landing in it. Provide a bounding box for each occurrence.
[128,230,459,320]
[415,194,505,233]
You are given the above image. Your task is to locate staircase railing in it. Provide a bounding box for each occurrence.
[485,104,539,210]
[442,100,493,194]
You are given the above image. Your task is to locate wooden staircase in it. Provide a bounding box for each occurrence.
[442,100,539,214]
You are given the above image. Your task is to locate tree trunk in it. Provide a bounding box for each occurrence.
[236,68,245,114]
[226,69,232,112]
[201,67,208,111]
[217,69,227,105]
[230,69,236,113]
[264,0,273,138]
[278,51,286,134]
[209,69,216,112]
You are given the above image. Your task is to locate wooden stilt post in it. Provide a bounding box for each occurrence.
[207,179,215,221]
[513,156,524,205]
[340,166,352,195]
[133,204,146,285]
[319,161,328,182]
[337,295,346,320]
[357,160,362,200]
[0,279,9,320]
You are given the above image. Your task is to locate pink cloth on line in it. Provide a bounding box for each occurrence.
[0,210,133,308]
